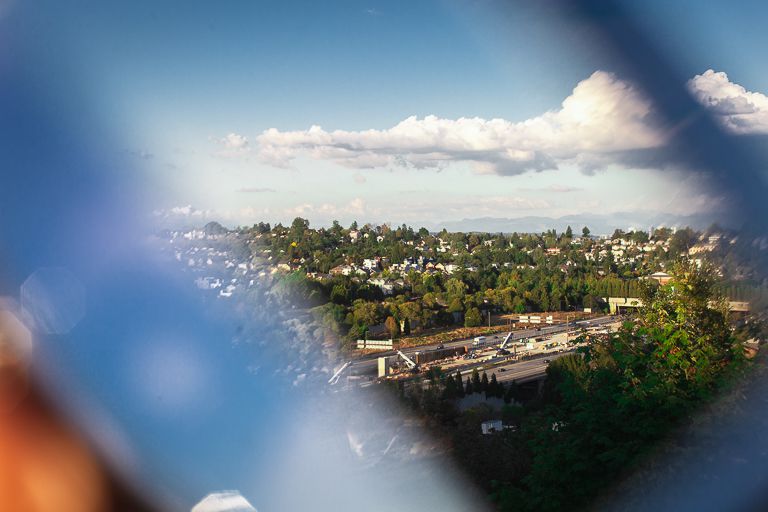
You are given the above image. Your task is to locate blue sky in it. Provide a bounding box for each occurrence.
[9,0,768,229]
[5,1,768,508]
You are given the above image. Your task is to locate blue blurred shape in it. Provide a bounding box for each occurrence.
[21,267,86,335]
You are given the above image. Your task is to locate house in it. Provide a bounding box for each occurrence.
[369,277,395,295]
[329,264,354,276]
[218,284,236,298]
[362,258,381,271]
[481,420,503,435]
[194,277,222,290]
[688,242,717,255]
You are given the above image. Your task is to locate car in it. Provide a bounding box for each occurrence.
[436,344,445,350]
[543,359,551,364]
[498,368,507,372]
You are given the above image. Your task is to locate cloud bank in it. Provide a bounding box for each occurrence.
[254,71,662,175]
[219,70,768,176]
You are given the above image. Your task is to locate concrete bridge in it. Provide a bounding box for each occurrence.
[606,297,750,315]
[606,297,643,314]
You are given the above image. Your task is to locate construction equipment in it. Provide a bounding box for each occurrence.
[328,361,352,385]
[496,332,513,356]
[396,350,420,373]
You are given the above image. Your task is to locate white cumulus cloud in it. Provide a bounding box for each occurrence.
[250,69,768,177]
[255,71,663,175]
[688,69,768,134]
[214,133,250,157]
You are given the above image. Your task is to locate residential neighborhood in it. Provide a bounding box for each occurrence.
[160,219,762,353]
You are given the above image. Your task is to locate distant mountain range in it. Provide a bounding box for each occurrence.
[157,210,725,235]
[424,211,722,235]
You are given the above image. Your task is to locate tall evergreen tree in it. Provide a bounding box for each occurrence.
[456,370,465,397]
[471,368,481,392]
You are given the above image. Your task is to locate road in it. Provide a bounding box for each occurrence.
[348,315,616,376]
[481,351,573,384]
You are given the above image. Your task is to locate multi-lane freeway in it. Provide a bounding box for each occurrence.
[470,351,573,384]
[348,315,617,376]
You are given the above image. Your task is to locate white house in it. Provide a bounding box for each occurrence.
[481,420,503,435]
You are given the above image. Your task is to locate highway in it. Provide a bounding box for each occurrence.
[348,315,616,376]
[478,351,573,384]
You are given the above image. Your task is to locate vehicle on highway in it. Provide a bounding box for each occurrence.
[436,344,444,350]
[498,368,507,372]
[543,359,551,364]
[472,336,488,346]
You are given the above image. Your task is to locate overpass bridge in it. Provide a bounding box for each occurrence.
[606,297,750,315]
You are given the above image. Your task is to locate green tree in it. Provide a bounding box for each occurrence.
[456,370,466,398]
[350,300,382,331]
[488,373,503,398]
[465,377,474,395]
[448,297,464,313]
[401,317,411,335]
[398,301,422,325]
[443,374,458,399]
[668,228,696,256]
[511,260,745,511]
[471,368,481,393]
[385,315,400,338]
[446,278,468,298]
[465,307,482,327]
[330,283,349,304]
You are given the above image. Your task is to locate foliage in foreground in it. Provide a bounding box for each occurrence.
[394,260,746,511]
[489,260,746,511]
